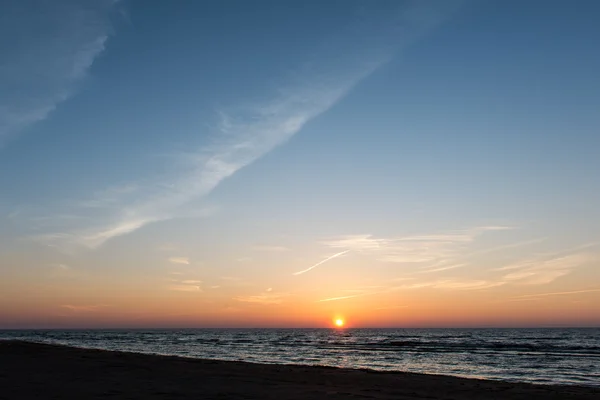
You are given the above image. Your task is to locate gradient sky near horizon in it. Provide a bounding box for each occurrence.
[1,0,600,329]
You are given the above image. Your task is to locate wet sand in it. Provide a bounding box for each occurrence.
[1,340,598,399]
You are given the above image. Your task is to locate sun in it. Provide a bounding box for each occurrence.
[334,318,345,328]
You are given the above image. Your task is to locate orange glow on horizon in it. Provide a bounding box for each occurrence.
[2,267,600,329]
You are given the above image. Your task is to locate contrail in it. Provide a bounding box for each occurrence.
[317,294,362,302]
[293,250,350,275]
[511,288,600,299]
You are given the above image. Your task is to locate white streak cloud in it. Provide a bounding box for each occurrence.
[397,279,505,291]
[322,226,514,265]
[317,294,362,302]
[293,250,350,275]
[168,257,190,265]
[511,288,600,300]
[234,291,289,305]
[180,280,202,284]
[419,263,467,273]
[28,1,461,252]
[0,0,117,144]
[498,253,591,285]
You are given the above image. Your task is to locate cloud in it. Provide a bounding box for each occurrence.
[394,279,505,291]
[476,226,516,232]
[317,277,504,303]
[317,294,363,302]
[373,242,596,292]
[28,1,461,252]
[510,288,600,300]
[419,263,467,273]
[167,276,202,291]
[293,250,350,275]
[429,280,505,290]
[316,285,386,302]
[504,269,570,285]
[168,257,190,265]
[0,0,118,144]
[234,291,289,305]
[498,253,591,285]
[322,226,514,265]
[316,277,503,303]
[324,234,385,251]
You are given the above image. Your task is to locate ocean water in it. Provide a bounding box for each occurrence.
[1,328,599,387]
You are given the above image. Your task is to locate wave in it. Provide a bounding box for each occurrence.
[313,339,600,356]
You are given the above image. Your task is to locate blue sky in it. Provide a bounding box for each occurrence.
[1,0,600,328]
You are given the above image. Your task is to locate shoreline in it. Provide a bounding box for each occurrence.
[2,340,599,399]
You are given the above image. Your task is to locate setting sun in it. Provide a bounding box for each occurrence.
[334,318,345,327]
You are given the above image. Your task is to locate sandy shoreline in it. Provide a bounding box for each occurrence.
[1,341,599,399]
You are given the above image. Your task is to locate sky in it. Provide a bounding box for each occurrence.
[1,0,599,329]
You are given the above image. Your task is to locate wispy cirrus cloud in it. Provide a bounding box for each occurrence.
[387,279,505,291]
[26,1,461,252]
[318,228,598,293]
[168,257,190,265]
[180,280,202,285]
[234,290,289,305]
[510,288,600,300]
[0,0,118,144]
[317,277,505,303]
[423,280,505,290]
[168,277,202,292]
[391,244,595,292]
[498,253,592,285]
[31,70,368,249]
[418,263,467,274]
[322,226,514,265]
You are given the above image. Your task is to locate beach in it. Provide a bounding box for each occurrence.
[1,341,599,399]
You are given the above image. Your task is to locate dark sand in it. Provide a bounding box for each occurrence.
[1,341,599,399]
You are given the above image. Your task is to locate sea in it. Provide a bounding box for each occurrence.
[1,328,599,387]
